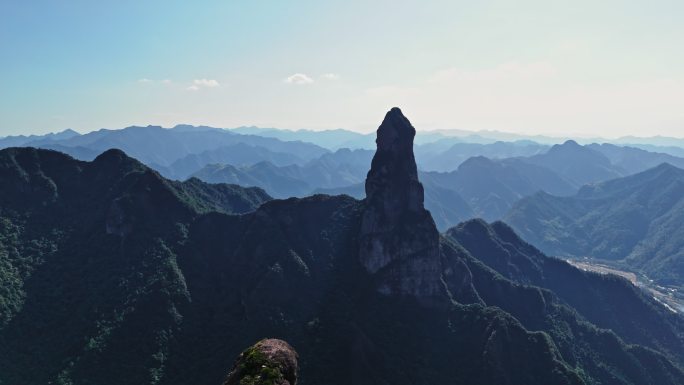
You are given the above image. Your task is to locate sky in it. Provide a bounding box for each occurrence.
[1,0,683,137]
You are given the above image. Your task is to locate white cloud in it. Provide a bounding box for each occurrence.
[185,78,220,91]
[321,73,340,80]
[137,78,152,83]
[193,78,220,88]
[285,73,314,85]
[162,79,172,84]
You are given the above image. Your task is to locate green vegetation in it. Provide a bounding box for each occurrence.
[505,162,684,288]
[236,346,284,385]
[1,148,683,385]
[446,219,684,369]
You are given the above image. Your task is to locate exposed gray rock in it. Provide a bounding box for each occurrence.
[359,107,444,298]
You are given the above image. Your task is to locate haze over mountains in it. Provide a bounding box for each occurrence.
[2,108,684,384]
[6,124,684,230]
[6,124,684,164]
[506,163,684,289]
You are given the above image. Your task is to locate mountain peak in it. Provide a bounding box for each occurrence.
[91,148,147,175]
[654,162,678,172]
[53,128,80,139]
[93,148,131,163]
[359,108,442,298]
[547,139,583,154]
[374,107,415,151]
[458,155,496,169]
[364,107,422,211]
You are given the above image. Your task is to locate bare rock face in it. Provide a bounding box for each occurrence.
[359,108,444,298]
[223,339,298,385]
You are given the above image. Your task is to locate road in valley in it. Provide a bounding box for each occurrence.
[567,259,683,315]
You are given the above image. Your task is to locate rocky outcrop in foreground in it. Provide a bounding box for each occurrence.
[223,339,298,385]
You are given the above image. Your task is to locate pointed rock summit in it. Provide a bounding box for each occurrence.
[364,107,425,215]
[359,108,443,297]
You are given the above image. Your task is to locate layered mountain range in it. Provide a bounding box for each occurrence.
[6,122,684,235]
[505,162,684,289]
[184,140,684,229]
[1,109,683,384]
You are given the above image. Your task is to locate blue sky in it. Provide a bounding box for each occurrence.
[1,0,683,137]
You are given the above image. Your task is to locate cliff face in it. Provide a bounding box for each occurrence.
[2,114,684,385]
[358,107,444,298]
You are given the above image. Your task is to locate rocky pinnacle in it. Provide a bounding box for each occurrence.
[359,108,444,298]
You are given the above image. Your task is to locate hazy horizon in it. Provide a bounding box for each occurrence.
[2,0,683,138]
[6,121,684,145]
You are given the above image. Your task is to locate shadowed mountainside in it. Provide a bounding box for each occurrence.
[0,110,683,385]
[505,162,684,288]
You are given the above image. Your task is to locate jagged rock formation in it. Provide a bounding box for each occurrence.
[358,108,444,297]
[223,339,298,385]
[2,120,684,385]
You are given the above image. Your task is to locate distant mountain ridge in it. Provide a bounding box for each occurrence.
[188,139,684,231]
[6,125,684,237]
[231,126,374,150]
[190,148,373,199]
[423,155,577,220]
[0,129,80,148]
[5,124,684,177]
[416,141,549,172]
[2,110,684,384]
[156,143,309,180]
[14,125,329,168]
[588,143,684,174]
[505,162,684,288]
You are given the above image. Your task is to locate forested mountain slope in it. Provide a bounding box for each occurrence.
[1,110,683,385]
[505,163,684,287]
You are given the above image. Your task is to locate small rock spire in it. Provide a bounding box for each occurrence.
[358,108,443,298]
